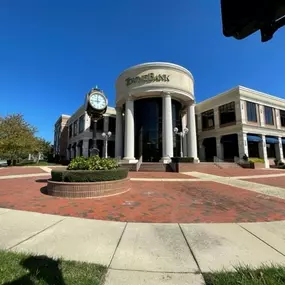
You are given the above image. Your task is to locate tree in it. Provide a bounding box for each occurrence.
[31,137,52,163]
[0,114,37,164]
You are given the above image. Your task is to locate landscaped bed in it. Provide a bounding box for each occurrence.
[47,156,130,198]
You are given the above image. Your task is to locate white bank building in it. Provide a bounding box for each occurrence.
[54,62,285,166]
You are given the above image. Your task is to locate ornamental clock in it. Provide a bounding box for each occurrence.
[85,87,108,119]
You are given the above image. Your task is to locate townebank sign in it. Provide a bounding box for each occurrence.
[125,73,170,86]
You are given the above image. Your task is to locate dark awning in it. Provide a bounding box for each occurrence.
[266,137,278,144]
[247,134,262,142]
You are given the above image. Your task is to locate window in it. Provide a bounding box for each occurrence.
[73,120,78,136]
[267,144,276,158]
[69,125,72,138]
[201,109,215,130]
[219,102,236,126]
[97,118,104,132]
[280,110,285,127]
[264,106,274,125]
[109,117,116,132]
[79,115,85,133]
[246,101,257,122]
[90,118,103,131]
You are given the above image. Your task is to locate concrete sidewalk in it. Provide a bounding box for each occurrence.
[1,208,285,284]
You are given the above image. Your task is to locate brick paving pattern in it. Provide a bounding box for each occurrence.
[1,175,285,223]
[243,177,285,188]
[128,172,195,179]
[192,168,285,177]
[0,167,47,176]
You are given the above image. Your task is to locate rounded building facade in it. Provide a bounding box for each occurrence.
[115,62,198,163]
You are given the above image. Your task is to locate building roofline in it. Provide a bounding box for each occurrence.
[116,62,194,82]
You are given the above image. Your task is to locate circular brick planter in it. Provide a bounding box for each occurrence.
[47,178,130,198]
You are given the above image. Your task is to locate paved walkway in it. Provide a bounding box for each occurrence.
[185,171,285,199]
[1,208,285,284]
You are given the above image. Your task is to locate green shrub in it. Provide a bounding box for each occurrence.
[51,168,128,182]
[278,163,285,169]
[249,158,265,163]
[171,157,194,163]
[67,155,118,171]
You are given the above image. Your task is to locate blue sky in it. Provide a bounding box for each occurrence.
[1,0,285,142]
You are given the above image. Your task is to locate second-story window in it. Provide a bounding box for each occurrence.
[219,101,236,126]
[79,115,85,133]
[264,106,274,125]
[201,109,215,130]
[73,120,78,136]
[280,110,285,127]
[246,101,257,122]
[69,125,72,138]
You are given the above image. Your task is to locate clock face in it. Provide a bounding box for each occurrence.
[89,93,107,110]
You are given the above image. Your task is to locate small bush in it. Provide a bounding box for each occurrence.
[51,168,128,182]
[67,155,118,171]
[171,157,194,163]
[249,158,265,163]
[242,154,249,161]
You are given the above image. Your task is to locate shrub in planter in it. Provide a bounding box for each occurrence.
[278,162,285,169]
[51,168,128,182]
[171,157,194,163]
[67,155,118,171]
[249,158,265,163]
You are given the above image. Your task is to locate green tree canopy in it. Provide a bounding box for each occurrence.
[0,114,39,160]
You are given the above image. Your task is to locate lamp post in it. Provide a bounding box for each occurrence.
[173,127,189,158]
[102,131,112,158]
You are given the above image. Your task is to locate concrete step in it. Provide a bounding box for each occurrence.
[216,162,242,169]
[138,163,171,172]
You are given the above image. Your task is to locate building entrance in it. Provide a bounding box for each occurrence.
[134,98,162,162]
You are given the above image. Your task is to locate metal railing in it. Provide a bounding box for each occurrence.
[136,156,143,172]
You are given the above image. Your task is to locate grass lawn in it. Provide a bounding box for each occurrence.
[0,250,107,285]
[204,265,285,285]
[16,161,51,166]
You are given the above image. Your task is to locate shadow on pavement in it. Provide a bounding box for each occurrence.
[40,186,48,195]
[35,179,49,183]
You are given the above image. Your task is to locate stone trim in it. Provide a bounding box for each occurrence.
[47,178,130,198]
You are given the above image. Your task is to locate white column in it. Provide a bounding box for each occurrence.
[214,108,220,129]
[276,109,281,129]
[161,93,173,162]
[123,99,136,162]
[239,100,246,124]
[198,139,206,161]
[182,113,188,157]
[82,140,89,157]
[187,104,199,161]
[216,136,224,160]
[66,149,70,160]
[259,105,265,127]
[277,137,284,161]
[115,106,123,159]
[76,144,80,157]
[261,135,269,168]
[238,132,249,158]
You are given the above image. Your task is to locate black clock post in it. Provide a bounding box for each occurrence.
[84,86,108,157]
